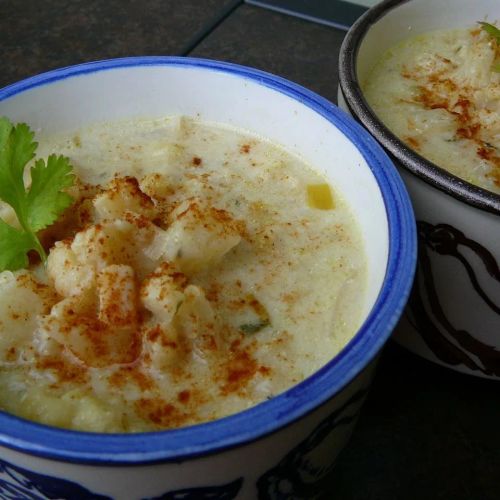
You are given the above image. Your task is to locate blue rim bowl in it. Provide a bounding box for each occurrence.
[0,56,417,465]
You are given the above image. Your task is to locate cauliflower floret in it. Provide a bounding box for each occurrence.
[94,176,156,221]
[47,241,96,297]
[143,323,182,370]
[175,284,220,351]
[452,30,497,89]
[141,273,218,368]
[35,294,94,358]
[143,226,172,262]
[144,284,219,370]
[140,173,174,202]
[97,265,138,326]
[70,216,164,278]
[161,199,243,275]
[37,265,140,367]
[0,271,51,362]
[140,262,186,325]
[140,263,187,369]
[34,173,244,371]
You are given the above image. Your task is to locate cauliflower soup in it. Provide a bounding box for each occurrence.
[0,116,367,432]
[363,24,500,194]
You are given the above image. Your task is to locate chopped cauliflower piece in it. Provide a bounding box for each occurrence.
[140,173,173,202]
[38,293,140,368]
[162,199,242,274]
[143,323,182,370]
[47,242,96,297]
[94,176,156,221]
[38,264,139,367]
[140,263,186,325]
[36,295,92,356]
[97,265,138,327]
[70,217,163,278]
[0,271,49,362]
[175,284,220,350]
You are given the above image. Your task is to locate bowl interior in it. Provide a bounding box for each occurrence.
[0,58,415,463]
[357,0,500,83]
[339,0,500,214]
[1,59,389,321]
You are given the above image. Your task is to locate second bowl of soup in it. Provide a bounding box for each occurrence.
[339,0,500,379]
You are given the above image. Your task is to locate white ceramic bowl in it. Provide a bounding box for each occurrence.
[339,0,500,379]
[0,57,415,499]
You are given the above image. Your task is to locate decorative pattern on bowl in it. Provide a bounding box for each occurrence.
[0,386,367,500]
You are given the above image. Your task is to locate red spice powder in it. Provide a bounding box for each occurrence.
[221,348,258,395]
[108,366,155,392]
[177,390,191,404]
[404,136,421,150]
[36,356,89,385]
[134,397,187,427]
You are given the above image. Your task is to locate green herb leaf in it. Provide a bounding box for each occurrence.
[0,219,36,271]
[0,116,75,271]
[479,21,500,42]
[239,320,270,334]
[0,119,36,214]
[27,155,75,231]
[477,23,500,73]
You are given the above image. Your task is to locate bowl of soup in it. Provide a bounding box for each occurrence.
[339,0,500,379]
[0,57,415,499]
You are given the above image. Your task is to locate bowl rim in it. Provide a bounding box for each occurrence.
[338,0,500,216]
[0,56,416,465]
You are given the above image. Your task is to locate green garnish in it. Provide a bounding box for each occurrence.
[479,21,500,42]
[479,22,500,72]
[0,117,75,271]
[239,320,270,334]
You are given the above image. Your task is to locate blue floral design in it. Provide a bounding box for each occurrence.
[0,457,111,499]
[0,386,367,500]
[257,387,368,499]
[0,456,243,500]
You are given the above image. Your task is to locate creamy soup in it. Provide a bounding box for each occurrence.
[0,116,366,432]
[363,25,500,194]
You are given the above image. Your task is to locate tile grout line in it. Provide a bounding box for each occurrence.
[177,0,245,56]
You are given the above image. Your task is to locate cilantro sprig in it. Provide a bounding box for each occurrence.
[0,117,75,272]
[479,21,500,42]
[479,22,500,72]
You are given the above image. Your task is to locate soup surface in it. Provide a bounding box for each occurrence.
[0,116,366,432]
[363,24,500,194]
